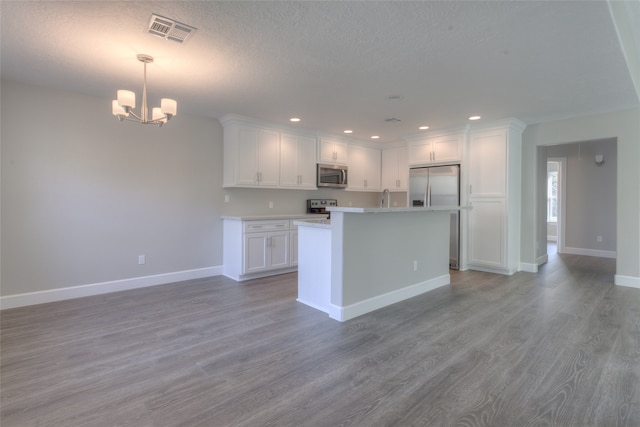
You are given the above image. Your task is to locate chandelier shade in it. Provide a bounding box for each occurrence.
[112,54,176,126]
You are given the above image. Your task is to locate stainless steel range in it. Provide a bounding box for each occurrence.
[307,199,337,217]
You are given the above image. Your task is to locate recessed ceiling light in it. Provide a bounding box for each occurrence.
[371,135,380,139]
[289,117,301,122]
[469,115,482,121]
[344,130,353,134]
[419,126,429,130]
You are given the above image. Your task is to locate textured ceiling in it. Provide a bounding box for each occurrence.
[1,1,638,142]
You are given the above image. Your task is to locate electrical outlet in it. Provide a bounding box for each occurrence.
[138,255,146,265]
[413,260,418,271]
[597,235,603,242]
[269,201,274,209]
[224,194,230,203]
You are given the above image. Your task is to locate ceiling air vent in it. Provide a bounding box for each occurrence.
[148,13,197,43]
[385,118,402,123]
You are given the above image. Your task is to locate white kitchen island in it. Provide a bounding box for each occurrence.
[295,206,460,322]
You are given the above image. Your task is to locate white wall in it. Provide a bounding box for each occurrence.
[521,107,640,286]
[1,79,224,302]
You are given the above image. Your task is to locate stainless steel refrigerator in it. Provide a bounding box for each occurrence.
[409,165,460,269]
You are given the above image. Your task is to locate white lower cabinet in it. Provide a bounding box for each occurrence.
[223,217,312,280]
[244,231,289,274]
[467,198,506,268]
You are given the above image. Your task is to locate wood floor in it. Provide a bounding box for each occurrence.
[2,249,639,426]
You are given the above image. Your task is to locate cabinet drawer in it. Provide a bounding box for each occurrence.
[243,220,290,233]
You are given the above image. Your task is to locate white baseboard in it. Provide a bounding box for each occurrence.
[519,262,538,273]
[329,274,450,322]
[562,247,616,259]
[614,275,640,289]
[0,266,223,310]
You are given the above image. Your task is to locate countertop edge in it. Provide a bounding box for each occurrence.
[327,205,466,213]
[293,220,332,229]
[221,214,328,221]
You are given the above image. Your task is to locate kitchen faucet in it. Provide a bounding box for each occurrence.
[380,188,390,208]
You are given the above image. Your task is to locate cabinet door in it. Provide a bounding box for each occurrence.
[348,145,381,191]
[382,147,408,191]
[268,232,289,269]
[281,133,317,189]
[408,139,433,165]
[432,134,462,164]
[279,133,299,187]
[297,136,317,188]
[319,138,348,165]
[468,129,506,197]
[468,198,506,268]
[257,129,280,187]
[235,126,260,185]
[244,232,269,273]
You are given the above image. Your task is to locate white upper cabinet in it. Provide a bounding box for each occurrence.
[408,133,463,166]
[347,144,381,192]
[468,128,508,197]
[318,137,348,165]
[280,132,317,189]
[227,124,280,187]
[381,146,408,191]
[222,115,317,189]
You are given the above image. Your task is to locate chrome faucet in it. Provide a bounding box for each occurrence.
[381,188,390,208]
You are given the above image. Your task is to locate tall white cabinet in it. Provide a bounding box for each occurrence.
[466,119,526,275]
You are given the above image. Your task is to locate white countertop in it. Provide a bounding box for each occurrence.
[221,214,328,221]
[327,205,463,214]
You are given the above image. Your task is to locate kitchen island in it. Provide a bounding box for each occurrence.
[296,206,460,321]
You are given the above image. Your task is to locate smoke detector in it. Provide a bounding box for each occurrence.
[148,13,197,43]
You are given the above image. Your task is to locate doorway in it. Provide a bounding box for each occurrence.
[546,158,566,255]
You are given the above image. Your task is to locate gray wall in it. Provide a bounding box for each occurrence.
[1,79,224,296]
[546,140,617,253]
[521,107,640,281]
[0,79,395,299]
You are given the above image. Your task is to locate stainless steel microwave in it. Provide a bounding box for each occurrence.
[317,163,348,188]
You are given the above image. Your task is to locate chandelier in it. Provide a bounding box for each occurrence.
[112,54,177,126]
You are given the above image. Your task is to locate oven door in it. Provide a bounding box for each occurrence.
[317,164,348,188]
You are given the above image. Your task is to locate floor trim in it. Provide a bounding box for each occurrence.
[0,266,222,310]
[562,246,616,259]
[615,274,640,289]
[329,274,450,322]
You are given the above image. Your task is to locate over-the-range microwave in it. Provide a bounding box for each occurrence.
[317,163,348,188]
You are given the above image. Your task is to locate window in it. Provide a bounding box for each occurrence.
[547,167,558,223]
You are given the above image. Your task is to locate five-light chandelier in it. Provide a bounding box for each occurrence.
[112,54,177,126]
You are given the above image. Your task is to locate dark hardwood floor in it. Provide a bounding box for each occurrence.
[2,249,639,426]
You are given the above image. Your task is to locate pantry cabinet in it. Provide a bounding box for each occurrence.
[347,144,381,191]
[381,146,408,191]
[466,120,526,275]
[280,132,317,189]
